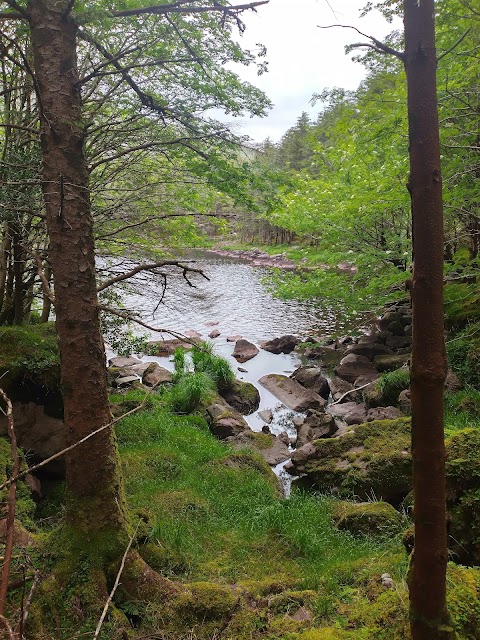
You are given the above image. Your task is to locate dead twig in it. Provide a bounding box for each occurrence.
[31,251,55,306]
[330,379,376,406]
[97,260,209,293]
[0,389,19,617]
[93,525,139,640]
[17,570,41,638]
[0,615,14,640]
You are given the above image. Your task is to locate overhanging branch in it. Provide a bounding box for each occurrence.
[318,23,405,61]
[111,1,268,18]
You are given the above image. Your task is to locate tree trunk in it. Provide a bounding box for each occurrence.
[404,1,452,638]
[28,0,128,536]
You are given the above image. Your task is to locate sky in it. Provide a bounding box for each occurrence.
[222,0,402,142]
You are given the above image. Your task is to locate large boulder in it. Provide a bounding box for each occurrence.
[373,353,410,373]
[142,363,172,387]
[291,366,330,399]
[334,354,379,384]
[345,343,393,361]
[328,402,368,426]
[259,374,326,412]
[148,338,193,357]
[330,377,362,404]
[232,431,291,466]
[261,335,299,354]
[232,339,259,363]
[219,379,260,415]
[289,418,412,504]
[332,501,404,536]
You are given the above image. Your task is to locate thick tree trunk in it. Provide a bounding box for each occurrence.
[404,1,452,638]
[28,0,128,535]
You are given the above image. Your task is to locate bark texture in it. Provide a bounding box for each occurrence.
[28,0,128,534]
[404,1,452,638]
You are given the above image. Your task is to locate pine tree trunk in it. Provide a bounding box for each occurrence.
[28,0,128,535]
[404,1,452,638]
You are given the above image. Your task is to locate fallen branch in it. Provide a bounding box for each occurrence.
[17,570,41,639]
[330,379,376,406]
[0,389,18,617]
[0,615,14,640]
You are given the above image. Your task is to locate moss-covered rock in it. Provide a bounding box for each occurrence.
[220,379,260,415]
[172,581,236,622]
[291,418,412,504]
[332,501,404,537]
[446,428,480,565]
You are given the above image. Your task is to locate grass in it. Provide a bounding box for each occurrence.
[115,394,404,589]
[445,387,480,436]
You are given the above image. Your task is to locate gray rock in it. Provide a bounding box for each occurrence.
[367,406,403,421]
[115,375,139,387]
[208,329,221,339]
[142,363,172,387]
[345,342,393,361]
[259,374,326,412]
[227,335,242,342]
[220,379,260,415]
[206,399,250,439]
[398,389,412,414]
[330,377,362,403]
[232,339,259,363]
[296,411,337,447]
[291,366,330,399]
[261,335,299,354]
[374,353,410,372]
[258,409,273,424]
[385,335,412,350]
[108,356,143,368]
[328,401,368,425]
[334,353,379,384]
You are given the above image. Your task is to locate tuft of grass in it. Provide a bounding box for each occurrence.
[445,388,480,435]
[168,371,216,414]
[191,342,235,391]
[378,368,410,405]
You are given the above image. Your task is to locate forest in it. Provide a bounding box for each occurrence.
[0,0,479,639]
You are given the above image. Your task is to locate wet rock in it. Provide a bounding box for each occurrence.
[261,335,299,354]
[374,353,410,372]
[259,374,326,412]
[108,356,143,368]
[291,366,330,399]
[258,409,273,424]
[142,363,172,387]
[334,353,379,384]
[330,377,362,403]
[367,406,403,421]
[227,335,242,342]
[208,329,221,339]
[220,379,260,415]
[148,338,193,357]
[237,367,248,373]
[232,339,259,363]
[328,401,368,426]
[205,399,250,439]
[185,330,202,339]
[345,342,393,361]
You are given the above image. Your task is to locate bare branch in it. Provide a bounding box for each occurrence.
[32,251,56,306]
[330,379,376,406]
[97,260,209,292]
[111,1,269,18]
[318,24,405,61]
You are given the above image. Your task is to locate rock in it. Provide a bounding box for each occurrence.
[129,362,152,376]
[219,379,260,415]
[378,311,405,330]
[332,501,404,536]
[367,406,403,421]
[258,409,273,424]
[373,353,410,372]
[291,607,313,622]
[345,343,393,360]
[302,343,344,365]
[259,374,326,412]
[445,370,462,392]
[288,418,412,503]
[334,354,379,384]
[385,335,412,350]
[232,339,259,363]
[0,402,65,475]
[398,389,411,414]
[328,401,368,426]
[296,410,337,447]
[261,425,271,434]
[227,335,242,342]
[142,363,172,387]
[108,356,143,368]
[291,366,330,399]
[205,399,250,439]
[208,329,221,339]
[261,335,299,354]
[330,377,362,403]
[237,367,248,373]
[148,338,193,357]
[185,330,202,339]
[25,473,42,501]
[230,431,291,466]
[292,415,305,428]
[115,375,140,388]
[381,573,395,589]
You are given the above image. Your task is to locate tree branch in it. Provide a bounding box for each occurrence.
[32,251,55,306]
[111,1,268,18]
[437,29,472,62]
[318,24,405,61]
[97,260,209,292]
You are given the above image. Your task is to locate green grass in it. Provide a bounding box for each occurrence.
[115,396,404,588]
[445,388,480,436]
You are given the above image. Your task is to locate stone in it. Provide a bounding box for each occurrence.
[259,374,326,412]
[230,431,291,466]
[296,410,337,447]
[334,353,379,384]
[373,353,410,372]
[227,335,242,342]
[398,389,411,414]
[387,320,405,336]
[378,311,405,330]
[332,501,404,536]
[261,335,299,354]
[129,362,151,376]
[205,399,250,439]
[258,409,273,424]
[142,363,172,387]
[232,339,259,363]
[25,473,42,501]
[445,370,462,392]
[108,356,143,368]
[381,573,395,589]
[237,367,248,373]
[115,375,139,388]
[288,418,412,504]
[291,366,330,399]
[219,379,260,415]
[385,335,412,350]
[328,401,368,426]
[367,406,403,421]
[345,342,393,361]
[330,377,362,403]
[148,338,193,357]
[208,329,221,339]
[185,330,202,339]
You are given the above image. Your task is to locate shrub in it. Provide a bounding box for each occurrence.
[169,371,216,414]
[191,342,235,391]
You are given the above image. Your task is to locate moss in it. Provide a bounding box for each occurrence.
[447,324,480,390]
[0,438,36,530]
[332,501,404,537]
[212,451,280,495]
[220,379,261,415]
[268,589,317,614]
[303,418,412,503]
[447,564,480,639]
[292,629,361,639]
[171,581,236,622]
[445,428,480,564]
